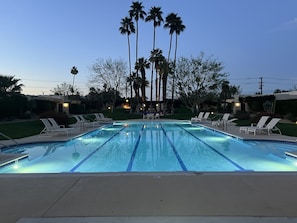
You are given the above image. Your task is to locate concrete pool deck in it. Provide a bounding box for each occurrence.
[2,172,297,223]
[1,120,297,223]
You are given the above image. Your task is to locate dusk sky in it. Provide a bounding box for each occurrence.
[0,0,297,96]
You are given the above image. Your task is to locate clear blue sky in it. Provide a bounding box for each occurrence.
[0,0,297,96]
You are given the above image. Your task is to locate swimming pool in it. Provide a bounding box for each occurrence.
[1,120,297,173]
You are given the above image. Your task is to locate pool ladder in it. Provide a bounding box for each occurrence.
[0,132,19,151]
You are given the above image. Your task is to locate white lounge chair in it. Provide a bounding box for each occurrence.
[212,113,230,126]
[247,118,282,135]
[226,118,238,126]
[191,112,204,122]
[40,118,78,136]
[70,115,91,130]
[155,113,160,119]
[94,113,113,122]
[69,115,83,127]
[201,112,210,122]
[239,116,270,134]
[78,115,102,128]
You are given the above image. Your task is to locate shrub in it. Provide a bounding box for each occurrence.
[234,111,250,120]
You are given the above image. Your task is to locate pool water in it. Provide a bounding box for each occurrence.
[1,120,297,173]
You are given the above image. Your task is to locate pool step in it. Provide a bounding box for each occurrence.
[0,153,28,168]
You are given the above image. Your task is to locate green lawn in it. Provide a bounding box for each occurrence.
[0,120,44,140]
[277,123,297,137]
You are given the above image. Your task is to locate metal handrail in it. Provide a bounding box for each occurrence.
[0,132,19,151]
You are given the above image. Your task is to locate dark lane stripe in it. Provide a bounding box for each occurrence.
[160,125,188,171]
[178,124,245,171]
[70,126,126,172]
[126,125,145,172]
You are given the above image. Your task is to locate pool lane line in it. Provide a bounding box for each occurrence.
[160,124,188,171]
[176,124,245,171]
[126,124,145,172]
[69,126,127,172]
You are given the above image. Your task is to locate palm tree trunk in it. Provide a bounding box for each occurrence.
[150,64,154,110]
[162,74,167,102]
[153,26,156,50]
[174,34,178,68]
[167,34,173,61]
[155,69,157,102]
[155,77,158,104]
[136,21,139,68]
[135,21,140,102]
[127,34,133,113]
[158,73,161,103]
[141,72,146,102]
[171,33,178,114]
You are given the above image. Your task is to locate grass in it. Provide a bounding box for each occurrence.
[0,120,44,140]
[275,123,297,137]
[1,109,297,140]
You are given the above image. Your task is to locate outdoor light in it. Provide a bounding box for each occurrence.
[63,103,69,108]
[235,102,241,107]
[126,99,129,103]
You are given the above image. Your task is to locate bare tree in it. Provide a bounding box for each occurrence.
[89,58,128,112]
[51,82,80,96]
[175,53,228,113]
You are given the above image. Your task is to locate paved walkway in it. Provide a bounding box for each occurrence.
[1,172,297,223]
[1,120,297,223]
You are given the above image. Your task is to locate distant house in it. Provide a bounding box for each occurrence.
[228,91,297,116]
[274,90,297,100]
[27,95,73,114]
[273,91,297,116]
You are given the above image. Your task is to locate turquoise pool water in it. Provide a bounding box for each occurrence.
[1,120,297,173]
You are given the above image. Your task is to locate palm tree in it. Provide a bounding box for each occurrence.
[164,13,178,61]
[158,59,173,105]
[119,16,135,113]
[129,1,146,73]
[132,73,142,101]
[149,48,163,106]
[164,13,185,113]
[135,57,150,102]
[171,16,185,113]
[0,75,23,97]
[145,6,163,50]
[126,75,134,99]
[155,53,166,103]
[173,16,185,65]
[70,66,78,95]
